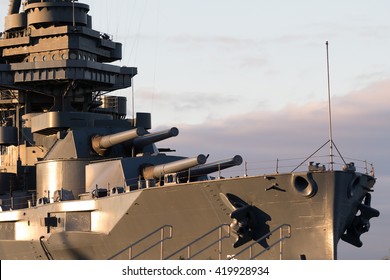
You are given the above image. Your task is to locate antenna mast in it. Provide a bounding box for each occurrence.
[291,42,347,173]
[72,0,76,28]
[326,41,334,171]
[132,78,135,120]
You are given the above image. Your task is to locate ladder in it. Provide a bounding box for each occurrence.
[164,224,231,260]
[107,225,173,260]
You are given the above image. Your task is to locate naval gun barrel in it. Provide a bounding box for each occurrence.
[142,154,207,180]
[132,127,179,148]
[8,0,22,15]
[92,127,146,156]
[178,155,243,180]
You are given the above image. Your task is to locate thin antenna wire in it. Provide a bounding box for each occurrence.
[326,41,334,171]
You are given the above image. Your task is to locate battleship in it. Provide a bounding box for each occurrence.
[0,0,380,260]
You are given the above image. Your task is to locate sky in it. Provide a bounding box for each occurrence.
[1,0,389,260]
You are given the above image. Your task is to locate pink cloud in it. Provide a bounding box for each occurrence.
[162,78,390,173]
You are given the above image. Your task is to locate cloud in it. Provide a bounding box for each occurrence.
[168,35,261,51]
[164,34,272,69]
[162,78,390,174]
[238,56,268,69]
[137,87,238,111]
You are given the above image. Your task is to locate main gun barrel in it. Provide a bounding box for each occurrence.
[142,154,207,180]
[132,127,179,148]
[178,155,243,180]
[92,127,146,156]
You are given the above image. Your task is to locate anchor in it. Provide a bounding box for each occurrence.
[341,193,380,247]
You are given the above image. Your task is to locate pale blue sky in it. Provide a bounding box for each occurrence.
[1,0,389,260]
[79,0,390,126]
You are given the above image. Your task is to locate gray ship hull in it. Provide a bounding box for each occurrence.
[0,170,375,260]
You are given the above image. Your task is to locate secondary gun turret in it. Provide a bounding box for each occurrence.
[178,155,243,181]
[92,127,146,156]
[142,154,207,180]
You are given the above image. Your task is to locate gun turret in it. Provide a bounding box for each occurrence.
[92,127,146,156]
[142,154,207,180]
[132,127,179,150]
[178,155,243,181]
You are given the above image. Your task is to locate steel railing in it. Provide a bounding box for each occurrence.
[228,224,291,260]
[107,225,173,260]
[164,224,231,260]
